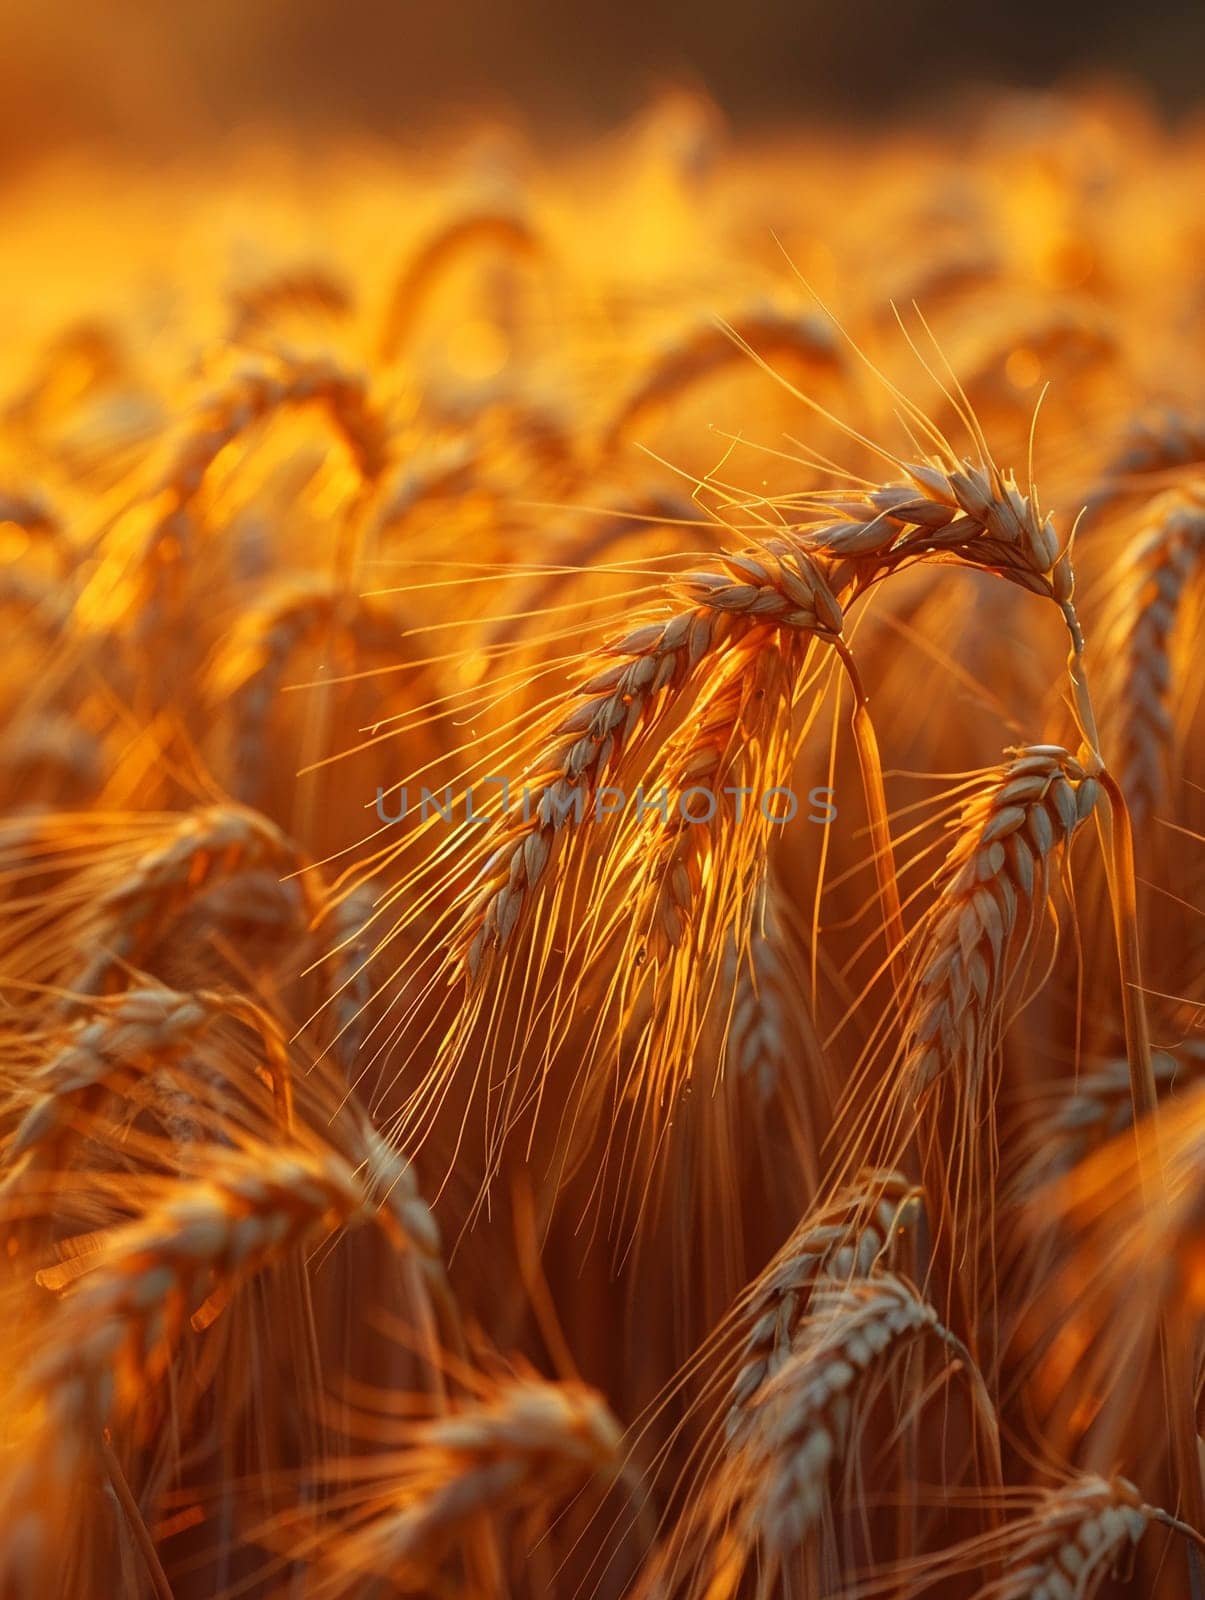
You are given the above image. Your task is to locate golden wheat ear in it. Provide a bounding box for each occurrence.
[1102,485,1205,827]
[642,1273,996,1599]
[257,1374,627,1597]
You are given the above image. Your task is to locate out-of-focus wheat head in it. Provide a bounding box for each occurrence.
[0,80,1203,1599]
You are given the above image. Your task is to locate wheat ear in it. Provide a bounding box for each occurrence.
[723,1275,990,1575]
[30,1141,372,1426]
[154,355,388,501]
[720,878,819,1106]
[456,541,844,977]
[130,355,389,646]
[69,805,308,999]
[799,459,1068,595]
[209,578,402,803]
[1106,486,1205,824]
[5,985,293,1172]
[378,204,542,361]
[1086,407,1205,519]
[603,301,840,451]
[313,1377,623,1589]
[984,1475,1151,1600]
[1015,1044,1203,1194]
[228,264,352,343]
[727,1172,924,1437]
[907,746,1099,1097]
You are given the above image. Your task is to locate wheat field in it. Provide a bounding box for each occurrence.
[1,84,1204,1598]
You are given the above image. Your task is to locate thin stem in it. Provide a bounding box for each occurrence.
[1099,770,1157,1121]
[1100,768,1205,1542]
[1062,595,1203,1549]
[832,637,907,993]
[1061,601,1103,770]
[102,1434,175,1600]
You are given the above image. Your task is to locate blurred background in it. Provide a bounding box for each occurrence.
[2,0,1203,178]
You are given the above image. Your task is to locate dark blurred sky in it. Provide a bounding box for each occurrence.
[2,0,1202,172]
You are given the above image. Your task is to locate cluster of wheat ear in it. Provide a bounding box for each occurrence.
[0,81,1204,1598]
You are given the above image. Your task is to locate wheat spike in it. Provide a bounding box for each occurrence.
[209,578,402,802]
[906,746,1099,1097]
[378,203,542,361]
[1107,486,1205,822]
[29,1141,372,1426]
[603,300,841,449]
[719,880,813,1106]
[727,1173,924,1437]
[70,805,307,998]
[799,457,1071,602]
[315,1377,622,1588]
[985,1475,1150,1600]
[5,985,292,1169]
[1087,407,1205,518]
[1015,1043,1203,1193]
[456,540,844,977]
[724,1274,976,1567]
